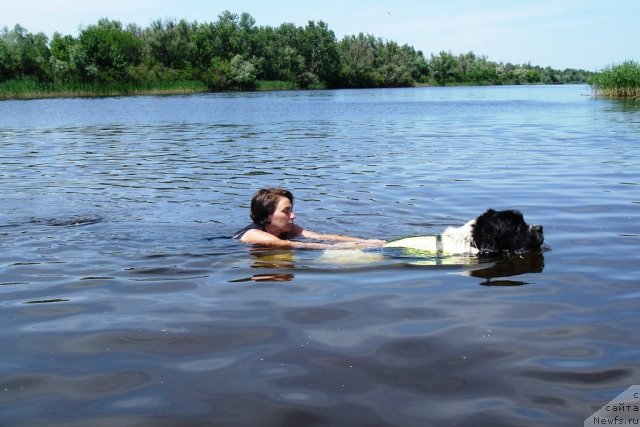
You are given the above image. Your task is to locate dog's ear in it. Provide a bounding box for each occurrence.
[475,209,499,228]
[508,209,525,221]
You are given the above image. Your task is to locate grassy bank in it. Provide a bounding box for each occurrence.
[0,78,327,99]
[0,77,208,100]
[589,61,640,98]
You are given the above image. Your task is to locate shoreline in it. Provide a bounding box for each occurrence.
[0,79,210,101]
[0,81,591,101]
[0,87,208,101]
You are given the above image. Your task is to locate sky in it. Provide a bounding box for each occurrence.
[2,0,639,71]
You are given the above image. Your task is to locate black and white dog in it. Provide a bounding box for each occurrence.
[385,209,544,257]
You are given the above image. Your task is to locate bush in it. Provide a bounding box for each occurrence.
[589,61,640,98]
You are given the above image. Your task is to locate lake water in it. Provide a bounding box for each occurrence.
[1,85,639,426]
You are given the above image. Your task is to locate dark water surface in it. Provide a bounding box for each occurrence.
[1,86,639,426]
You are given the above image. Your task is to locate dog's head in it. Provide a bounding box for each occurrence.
[471,209,544,256]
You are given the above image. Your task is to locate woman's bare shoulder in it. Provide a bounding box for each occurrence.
[240,228,282,244]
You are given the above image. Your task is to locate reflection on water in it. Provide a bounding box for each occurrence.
[603,97,640,113]
[1,86,639,426]
[469,251,546,286]
[250,247,297,269]
[229,273,296,283]
[244,245,546,287]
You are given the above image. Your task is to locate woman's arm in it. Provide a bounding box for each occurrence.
[299,229,383,243]
[295,225,387,245]
[239,228,333,249]
[240,227,385,249]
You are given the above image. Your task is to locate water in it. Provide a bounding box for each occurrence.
[1,85,639,426]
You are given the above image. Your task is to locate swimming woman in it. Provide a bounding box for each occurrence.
[233,188,386,249]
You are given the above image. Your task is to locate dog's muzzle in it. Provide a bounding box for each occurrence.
[529,224,544,244]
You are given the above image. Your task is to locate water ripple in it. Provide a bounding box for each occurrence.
[1,86,639,426]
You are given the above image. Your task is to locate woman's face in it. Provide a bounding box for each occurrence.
[267,197,296,234]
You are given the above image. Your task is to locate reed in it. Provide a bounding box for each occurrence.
[0,78,207,100]
[589,61,640,98]
[255,80,299,91]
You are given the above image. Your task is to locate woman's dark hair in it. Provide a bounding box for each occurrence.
[250,188,294,226]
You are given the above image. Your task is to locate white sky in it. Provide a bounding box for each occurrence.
[2,0,638,71]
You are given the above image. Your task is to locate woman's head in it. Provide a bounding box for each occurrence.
[250,188,295,227]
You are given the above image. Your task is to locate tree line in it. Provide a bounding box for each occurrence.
[1,11,592,94]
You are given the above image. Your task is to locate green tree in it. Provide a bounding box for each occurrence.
[0,29,10,80]
[214,11,241,59]
[251,25,279,80]
[192,22,217,69]
[524,68,542,84]
[49,32,80,82]
[77,19,143,82]
[201,57,231,90]
[143,19,195,70]
[338,33,379,87]
[237,12,258,58]
[300,21,339,86]
[463,54,497,84]
[429,51,460,85]
[275,23,305,83]
[229,54,257,89]
[0,25,50,81]
[376,41,423,87]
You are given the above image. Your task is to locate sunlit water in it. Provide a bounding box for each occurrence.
[1,86,639,426]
